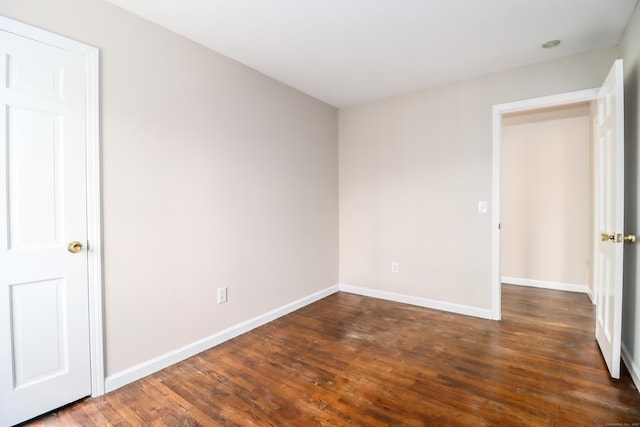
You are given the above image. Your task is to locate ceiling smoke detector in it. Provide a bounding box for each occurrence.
[542,39,561,49]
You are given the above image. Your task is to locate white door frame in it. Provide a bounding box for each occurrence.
[491,88,599,320]
[0,17,105,396]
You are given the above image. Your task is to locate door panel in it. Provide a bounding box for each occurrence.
[0,30,91,426]
[7,50,64,98]
[8,107,62,248]
[11,278,68,389]
[594,59,624,379]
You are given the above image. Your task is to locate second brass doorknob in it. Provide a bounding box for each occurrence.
[600,233,636,244]
[67,241,83,253]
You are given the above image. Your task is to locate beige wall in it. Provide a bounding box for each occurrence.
[339,47,618,310]
[501,104,592,288]
[621,3,640,382]
[0,0,339,375]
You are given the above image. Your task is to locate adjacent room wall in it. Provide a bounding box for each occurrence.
[0,0,339,378]
[620,2,640,388]
[501,103,592,292]
[339,47,617,313]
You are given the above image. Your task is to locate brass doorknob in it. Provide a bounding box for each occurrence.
[67,241,84,253]
[624,234,637,244]
[601,233,615,242]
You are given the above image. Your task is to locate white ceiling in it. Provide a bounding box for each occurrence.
[104,0,638,107]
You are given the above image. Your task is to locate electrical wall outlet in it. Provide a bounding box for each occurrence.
[391,262,399,273]
[217,287,228,304]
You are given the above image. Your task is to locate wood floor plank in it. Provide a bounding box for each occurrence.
[83,398,126,427]
[20,285,640,426]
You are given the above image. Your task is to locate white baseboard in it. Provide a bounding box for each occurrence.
[105,284,339,393]
[586,287,595,304]
[622,342,640,394]
[338,284,493,320]
[501,276,589,294]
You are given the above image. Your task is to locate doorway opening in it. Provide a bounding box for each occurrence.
[491,88,599,320]
[501,101,594,300]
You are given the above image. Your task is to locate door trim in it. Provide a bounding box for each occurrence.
[491,88,599,320]
[0,17,105,396]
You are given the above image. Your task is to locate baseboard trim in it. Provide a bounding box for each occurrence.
[501,276,588,294]
[622,342,640,394]
[105,284,340,393]
[338,284,493,320]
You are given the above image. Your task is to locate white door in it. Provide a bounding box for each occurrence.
[594,59,625,379]
[0,30,92,425]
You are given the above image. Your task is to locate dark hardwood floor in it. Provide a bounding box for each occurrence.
[22,285,640,426]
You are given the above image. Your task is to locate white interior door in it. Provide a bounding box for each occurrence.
[0,30,92,425]
[594,59,625,379]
